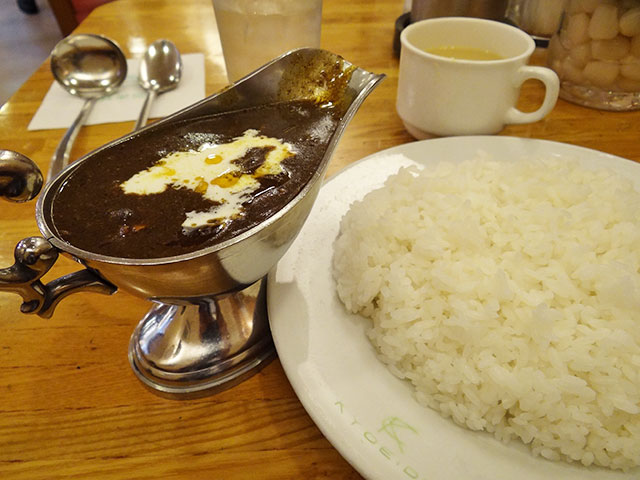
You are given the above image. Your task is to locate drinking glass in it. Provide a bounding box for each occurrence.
[213,0,323,83]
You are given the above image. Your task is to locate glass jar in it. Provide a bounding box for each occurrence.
[547,0,640,110]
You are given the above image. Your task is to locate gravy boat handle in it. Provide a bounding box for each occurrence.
[0,151,116,318]
[0,236,116,318]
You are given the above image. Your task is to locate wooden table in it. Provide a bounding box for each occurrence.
[1,1,638,478]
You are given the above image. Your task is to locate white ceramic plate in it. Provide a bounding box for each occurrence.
[267,136,639,480]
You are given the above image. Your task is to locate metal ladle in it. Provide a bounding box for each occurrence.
[48,34,127,183]
[134,39,182,130]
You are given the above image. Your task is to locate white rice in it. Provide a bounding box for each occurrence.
[332,152,640,471]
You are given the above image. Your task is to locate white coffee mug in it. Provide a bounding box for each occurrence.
[397,17,560,138]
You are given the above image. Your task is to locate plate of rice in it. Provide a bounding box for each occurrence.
[267,136,640,479]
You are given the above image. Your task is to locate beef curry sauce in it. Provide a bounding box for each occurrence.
[51,100,340,259]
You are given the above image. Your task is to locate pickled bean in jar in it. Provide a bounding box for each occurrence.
[547,0,640,110]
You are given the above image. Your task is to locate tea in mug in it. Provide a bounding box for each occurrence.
[425,46,503,61]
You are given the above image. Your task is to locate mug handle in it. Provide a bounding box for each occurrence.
[504,66,560,125]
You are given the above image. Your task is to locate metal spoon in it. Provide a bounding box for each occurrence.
[0,150,43,203]
[134,39,182,130]
[48,34,127,183]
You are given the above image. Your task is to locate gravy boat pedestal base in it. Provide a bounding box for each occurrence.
[129,278,274,398]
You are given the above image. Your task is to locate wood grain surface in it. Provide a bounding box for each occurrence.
[1,0,639,479]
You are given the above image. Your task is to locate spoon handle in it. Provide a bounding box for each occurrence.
[134,89,157,131]
[47,97,97,184]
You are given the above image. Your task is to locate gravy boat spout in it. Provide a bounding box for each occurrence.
[0,48,384,397]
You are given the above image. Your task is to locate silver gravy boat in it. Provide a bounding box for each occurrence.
[0,48,384,397]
